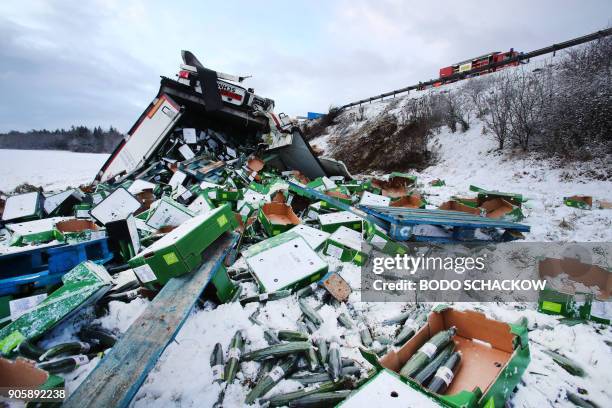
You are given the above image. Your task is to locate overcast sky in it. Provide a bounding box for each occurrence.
[1,0,610,133]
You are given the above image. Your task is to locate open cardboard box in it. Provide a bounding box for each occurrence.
[438,200,481,216]
[390,194,425,209]
[362,306,530,408]
[55,219,99,234]
[564,195,593,210]
[372,177,414,198]
[258,202,300,236]
[479,198,523,221]
[538,257,611,322]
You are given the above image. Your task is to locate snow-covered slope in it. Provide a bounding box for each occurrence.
[0,149,108,192]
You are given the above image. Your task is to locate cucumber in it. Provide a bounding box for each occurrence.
[337,313,355,329]
[290,366,360,384]
[315,337,328,365]
[327,341,342,382]
[357,318,373,347]
[242,341,312,361]
[78,325,117,349]
[264,380,340,407]
[427,351,461,394]
[299,298,323,326]
[542,349,585,377]
[414,342,455,385]
[239,289,292,305]
[16,340,45,360]
[39,341,91,362]
[249,308,265,326]
[245,356,297,404]
[296,282,319,298]
[382,305,417,326]
[306,347,319,371]
[394,311,427,346]
[37,355,90,374]
[264,329,282,345]
[278,330,309,342]
[224,330,244,383]
[255,359,274,383]
[210,343,224,383]
[399,327,456,378]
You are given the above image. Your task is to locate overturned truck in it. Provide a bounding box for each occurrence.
[96,50,348,185]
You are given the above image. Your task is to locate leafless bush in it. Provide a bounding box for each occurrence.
[481,72,514,150]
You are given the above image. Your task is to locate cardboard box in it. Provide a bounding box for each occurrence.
[258,202,300,236]
[146,196,195,230]
[372,173,417,198]
[90,188,141,225]
[6,218,67,246]
[340,369,440,407]
[0,261,112,353]
[359,191,391,207]
[55,219,104,242]
[469,185,524,206]
[290,224,330,250]
[364,221,407,256]
[320,190,353,210]
[244,233,327,292]
[538,257,611,323]
[44,189,84,216]
[390,194,426,209]
[105,215,141,261]
[438,200,481,216]
[129,204,236,286]
[2,192,43,223]
[480,198,524,221]
[187,193,215,215]
[324,226,368,265]
[74,203,92,219]
[318,211,363,233]
[563,195,593,210]
[361,306,530,408]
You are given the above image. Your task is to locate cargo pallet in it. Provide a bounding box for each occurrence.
[0,238,113,297]
[360,205,530,243]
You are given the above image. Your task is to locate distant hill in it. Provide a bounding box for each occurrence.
[0,126,123,153]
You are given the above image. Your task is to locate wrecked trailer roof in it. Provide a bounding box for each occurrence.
[96,74,335,184]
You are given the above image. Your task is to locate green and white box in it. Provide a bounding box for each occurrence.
[129,204,236,287]
[245,234,328,292]
[187,193,215,215]
[2,192,43,222]
[290,225,330,251]
[359,191,390,207]
[146,196,195,229]
[324,226,368,265]
[340,369,440,407]
[318,211,363,233]
[90,188,141,225]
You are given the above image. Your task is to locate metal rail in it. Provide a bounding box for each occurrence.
[338,28,612,110]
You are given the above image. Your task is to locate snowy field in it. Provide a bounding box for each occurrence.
[0,149,108,192]
[2,134,611,408]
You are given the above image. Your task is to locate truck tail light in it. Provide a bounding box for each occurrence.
[178,70,191,79]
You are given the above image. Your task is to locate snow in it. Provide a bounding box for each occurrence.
[0,149,108,192]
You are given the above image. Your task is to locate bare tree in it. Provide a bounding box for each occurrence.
[482,72,514,150]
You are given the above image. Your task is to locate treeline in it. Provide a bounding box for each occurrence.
[0,126,124,153]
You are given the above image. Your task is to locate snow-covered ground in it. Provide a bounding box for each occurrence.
[1,120,611,408]
[0,149,108,192]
